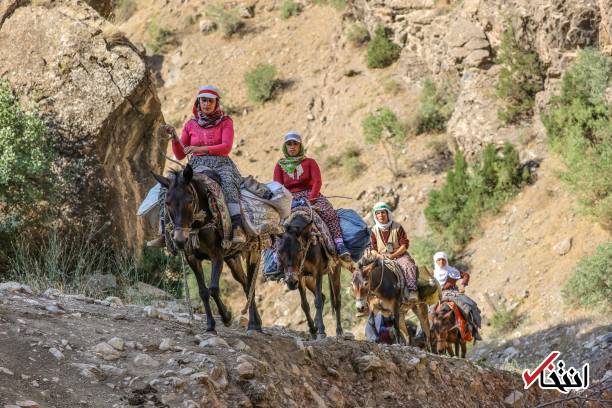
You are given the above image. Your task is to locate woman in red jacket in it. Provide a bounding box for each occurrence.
[273,131,350,260]
[148,85,245,247]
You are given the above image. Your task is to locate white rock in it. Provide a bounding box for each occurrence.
[133,353,159,368]
[93,342,120,361]
[144,306,159,318]
[233,339,250,351]
[15,401,40,408]
[0,282,33,294]
[43,288,62,298]
[159,338,176,351]
[199,337,229,348]
[0,366,14,375]
[108,337,124,351]
[49,348,64,361]
[178,367,195,376]
[124,341,136,350]
[553,238,572,256]
[100,364,126,376]
[199,19,216,32]
[183,401,199,408]
[45,305,63,314]
[104,296,124,307]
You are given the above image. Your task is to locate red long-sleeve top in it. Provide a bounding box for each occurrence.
[172,117,234,160]
[273,158,322,202]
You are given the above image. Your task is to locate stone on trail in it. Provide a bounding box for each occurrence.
[104,296,124,307]
[93,342,120,361]
[0,282,33,294]
[43,288,62,299]
[48,347,64,361]
[108,337,125,351]
[144,306,160,318]
[0,366,14,375]
[133,353,160,368]
[199,336,229,348]
[236,361,255,379]
[159,338,176,351]
[15,401,40,408]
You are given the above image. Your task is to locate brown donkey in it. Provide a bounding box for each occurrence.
[276,212,343,340]
[353,255,431,348]
[153,165,262,334]
[430,301,467,357]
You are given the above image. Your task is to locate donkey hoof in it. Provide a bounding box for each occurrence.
[316,333,327,340]
[222,311,233,327]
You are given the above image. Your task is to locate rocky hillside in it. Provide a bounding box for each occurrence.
[0,0,166,250]
[0,282,583,408]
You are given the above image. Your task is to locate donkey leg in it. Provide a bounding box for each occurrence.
[298,281,317,338]
[460,340,467,358]
[331,265,343,336]
[209,256,232,326]
[393,303,405,345]
[416,303,432,353]
[314,272,326,340]
[246,250,263,333]
[187,255,215,333]
[226,254,262,330]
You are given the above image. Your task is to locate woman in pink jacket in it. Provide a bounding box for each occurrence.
[148,85,245,247]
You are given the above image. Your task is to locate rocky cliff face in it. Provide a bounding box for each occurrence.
[348,0,609,159]
[0,0,166,250]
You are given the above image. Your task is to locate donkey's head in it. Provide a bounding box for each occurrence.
[352,263,373,314]
[276,214,313,290]
[153,164,199,249]
[430,302,455,354]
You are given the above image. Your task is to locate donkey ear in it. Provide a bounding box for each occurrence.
[152,171,170,188]
[183,163,193,183]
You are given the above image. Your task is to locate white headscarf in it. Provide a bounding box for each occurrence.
[372,202,393,230]
[433,251,461,286]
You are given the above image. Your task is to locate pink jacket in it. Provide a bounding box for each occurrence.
[172,117,234,160]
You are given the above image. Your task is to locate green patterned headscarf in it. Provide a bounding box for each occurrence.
[278,143,305,175]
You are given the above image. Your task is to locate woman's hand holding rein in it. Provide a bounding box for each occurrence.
[163,124,178,141]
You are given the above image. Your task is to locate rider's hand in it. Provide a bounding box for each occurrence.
[184,146,207,155]
[163,124,178,141]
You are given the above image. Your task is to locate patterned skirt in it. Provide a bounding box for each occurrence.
[189,155,242,205]
[292,190,343,240]
[395,253,418,291]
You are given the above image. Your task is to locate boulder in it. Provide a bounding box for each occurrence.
[0,0,166,251]
[129,282,175,301]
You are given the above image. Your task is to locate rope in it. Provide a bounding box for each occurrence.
[180,253,194,321]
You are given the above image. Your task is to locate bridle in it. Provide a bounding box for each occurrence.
[167,181,211,238]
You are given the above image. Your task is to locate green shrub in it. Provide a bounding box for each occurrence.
[346,22,370,47]
[113,0,136,22]
[367,26,401,69]
[146,18,173,54]
[495,24,544,125]
[416,79,456,134]
[490,304,521,335]
[340,144,367,178]
[563,241,612,310]
[425,143,528,250]
[543,49,612,227]
[206,4,245,36]
[280,0,301,19]
[314,0,347,10]
[362,107,406,176]
[0,81,54,234]
[244,64,277,103]
[5,225,186,300]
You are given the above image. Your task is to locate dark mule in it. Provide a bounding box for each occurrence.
[276,213,342,340]
[153,164,262,334]
[430,301,466,357]
[353,255,431,348]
